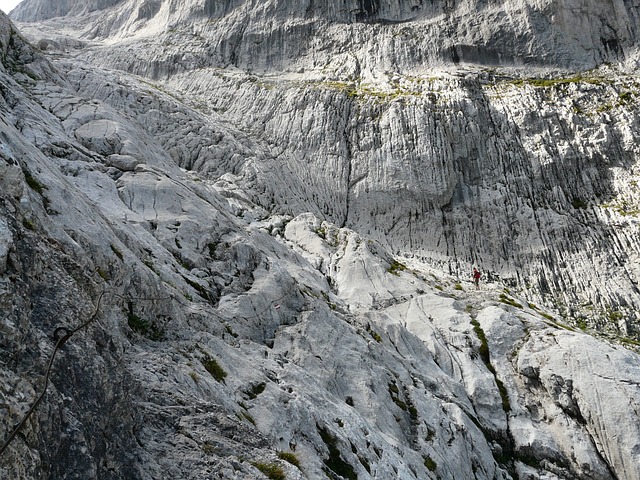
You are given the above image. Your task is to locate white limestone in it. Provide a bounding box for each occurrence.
[2,3,640,480]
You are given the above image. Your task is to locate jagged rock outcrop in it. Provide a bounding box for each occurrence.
[2,2,640,480]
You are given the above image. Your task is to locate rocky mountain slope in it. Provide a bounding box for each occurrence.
[10,0,640,333]
[2,1,640,479]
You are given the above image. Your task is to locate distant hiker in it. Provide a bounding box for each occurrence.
[473,268,481,289]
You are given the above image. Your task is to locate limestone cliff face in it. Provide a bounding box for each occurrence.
[12,0,640,332]
[11,0,640,71]
[2,3,640,480]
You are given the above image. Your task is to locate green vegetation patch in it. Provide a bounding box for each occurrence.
[278,451,301,469]
[470,319,510,412]
[424,455,438,472]
[207,242,218,258]
[388,259,407,276]
[201,355,227,383]
[618,90,635,105]
[571,198,589,209]
[317,424,357,480]
[389,381,408,411]
[508,74,606,88]
[471,319,491,366]
[23,169,48,194]
[367,324,383,343]
[315,226,327,239]
[604,200,640,217]
[245,382,266,399]
[621,336,640,347]
[605,307,624,323]
[495,378,511,412]
[110,244,124,260]
[499,293,523,309]
[239,410,255,425]
[250,462,286,480]
[22,218,35,230]
[182,275,210,300]
[127,301,164,341]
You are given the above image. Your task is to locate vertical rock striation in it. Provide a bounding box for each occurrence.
[10,0,640,331]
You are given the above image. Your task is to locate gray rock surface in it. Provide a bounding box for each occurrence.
[10,0,640,333]
[2,2,640,480]
[10,0,640,72]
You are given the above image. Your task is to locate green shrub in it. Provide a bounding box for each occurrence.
[201,442,215,454]
[110,244,124,260]
[471,319,490,365]
[127,305,164,341]
[240,411,255,425]
[571,198,588,209]
[22,219,35,230]
[619,91,634,105]
[621,336,640,347]
[367,324,382,342]
[471,319,510,412]
[495,378,511,412]
[207,242,218,258]
[183,275,210,300]
[499,294,523,309]
[23,169,47,194]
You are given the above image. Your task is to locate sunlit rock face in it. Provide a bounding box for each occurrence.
[2,2,640,480]
[10,0,640,331]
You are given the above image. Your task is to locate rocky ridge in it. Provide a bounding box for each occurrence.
[1,1,640,480]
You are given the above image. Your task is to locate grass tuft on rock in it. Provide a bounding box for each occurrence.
[471,318,511,412]
[388,259,407,275]
[278,451,301,469]
[201,355,227,383]
[251,462,286,480]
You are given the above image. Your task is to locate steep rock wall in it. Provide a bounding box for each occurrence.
[7,68,630,334]
[10,1,640,334]
[11,0,640,72]
[113,65,640,334]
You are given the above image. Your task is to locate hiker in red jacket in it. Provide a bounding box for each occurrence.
[473,268,481,290]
